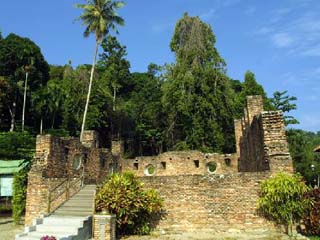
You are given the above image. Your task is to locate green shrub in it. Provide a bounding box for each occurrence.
[0,132,35,160]
[301,188,320,236]
[173,141,189,151]
[258,173,312,236]
[12,167,29,224]
[95,172,163,236]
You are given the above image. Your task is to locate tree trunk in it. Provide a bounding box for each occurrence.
[9,101,16,132]
[40,118,43,135]
[113,86,116,111]
[22,72,28,131]
[51,111,56,129]
[288,212,293,238]
[80,40,99,142]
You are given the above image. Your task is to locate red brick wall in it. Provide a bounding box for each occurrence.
[140,173,275,233]
[236,96,293,173]
[121,151,238,177]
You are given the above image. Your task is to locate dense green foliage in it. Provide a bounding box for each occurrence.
[95,172,163,235]
[301,188,320,236]
[271,90,299,126]
[12,167,29,224]
[163,13,235,153]
[286,129,320,185]
[75,0,125,141]
[0,132,35,160]
[0,13,311,160]
[0,33,49,132]
[258,173,311,236]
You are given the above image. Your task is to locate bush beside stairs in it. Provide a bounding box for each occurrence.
[16,185,96,240]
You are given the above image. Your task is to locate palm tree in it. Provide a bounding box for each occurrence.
[22,57,34,132]
[76,0,124,142]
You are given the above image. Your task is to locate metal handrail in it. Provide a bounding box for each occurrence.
[50,178,68,193]
[47,176,82,213]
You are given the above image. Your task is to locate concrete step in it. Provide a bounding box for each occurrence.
[55,206,93,211]
[42,216,86,226]
[52,211,93,217]
[36,225,79,234]
[62,200,93,207]
[74,191,94,195]
[60,203,93,209]
[17,185,96,240]
[16,236,40,240]
[70,195,94,199]
[26,231,75,239]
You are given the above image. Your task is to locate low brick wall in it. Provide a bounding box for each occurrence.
[25,175,83,226]
[93,214,116,240]
[121,151,238,177]
[140,173,276,233]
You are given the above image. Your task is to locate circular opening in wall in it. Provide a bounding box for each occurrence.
[207,161,217,174]
[72,155,82,170]
[225,158,231,166]
[144,164,155,176]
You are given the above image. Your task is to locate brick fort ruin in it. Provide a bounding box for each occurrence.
[24,95,293,233]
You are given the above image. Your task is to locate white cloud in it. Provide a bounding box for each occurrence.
[200,8,217,21]
[302,45,320,57]
[269,8,292,23]
[255,3,320,58]
[245,6,256,16]
[271,33,295,48]
[151,21,175,34]
[299,114,320,130]
[255,27,274,35]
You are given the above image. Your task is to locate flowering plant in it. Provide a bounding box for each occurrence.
[40,236,57,240]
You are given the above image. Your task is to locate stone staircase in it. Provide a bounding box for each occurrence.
[16,185,96,240]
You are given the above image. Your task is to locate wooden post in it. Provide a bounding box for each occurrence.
[47,191,51,213]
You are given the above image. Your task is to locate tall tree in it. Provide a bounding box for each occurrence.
[22,57,34,131]
[271,90,299,126]
[76,0,125,141]
[0,33,49,132]
[162,13,235,153]
[98,36,131,112]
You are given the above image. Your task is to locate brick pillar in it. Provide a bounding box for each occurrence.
[81,130,99,148]
[261,111,293,173]
[93,214,116,240]
[24,168,49,226]
[234,119,242,156]
[34,134,52,166]
[246,95,263,125]
[111,140,124,158]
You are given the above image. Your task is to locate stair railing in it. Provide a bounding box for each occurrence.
[47,176,83,213]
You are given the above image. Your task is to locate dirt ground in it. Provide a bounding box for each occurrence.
[0,217,310,240]
[121,229,310,240]
[0,217,24,240]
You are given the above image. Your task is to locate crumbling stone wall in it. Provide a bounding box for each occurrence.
[25,131,111,226]
[25,94,294,233]
[142,173,275,233]
[235,96,293,173]
[121,151,238,177]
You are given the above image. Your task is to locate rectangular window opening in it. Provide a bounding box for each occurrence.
[161,162,166,169]
[194,160,200,168]
[133,162,139,170]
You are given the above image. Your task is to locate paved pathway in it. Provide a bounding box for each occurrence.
[121,230,310,240]
[0,217,24,240]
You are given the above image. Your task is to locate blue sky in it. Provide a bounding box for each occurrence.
[1,0,320,132]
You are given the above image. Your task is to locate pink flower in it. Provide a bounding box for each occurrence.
[40,236,57,240]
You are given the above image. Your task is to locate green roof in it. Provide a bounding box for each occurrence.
[0,159,28,175]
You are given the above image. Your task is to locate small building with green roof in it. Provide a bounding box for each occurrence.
[0,160,28,197]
